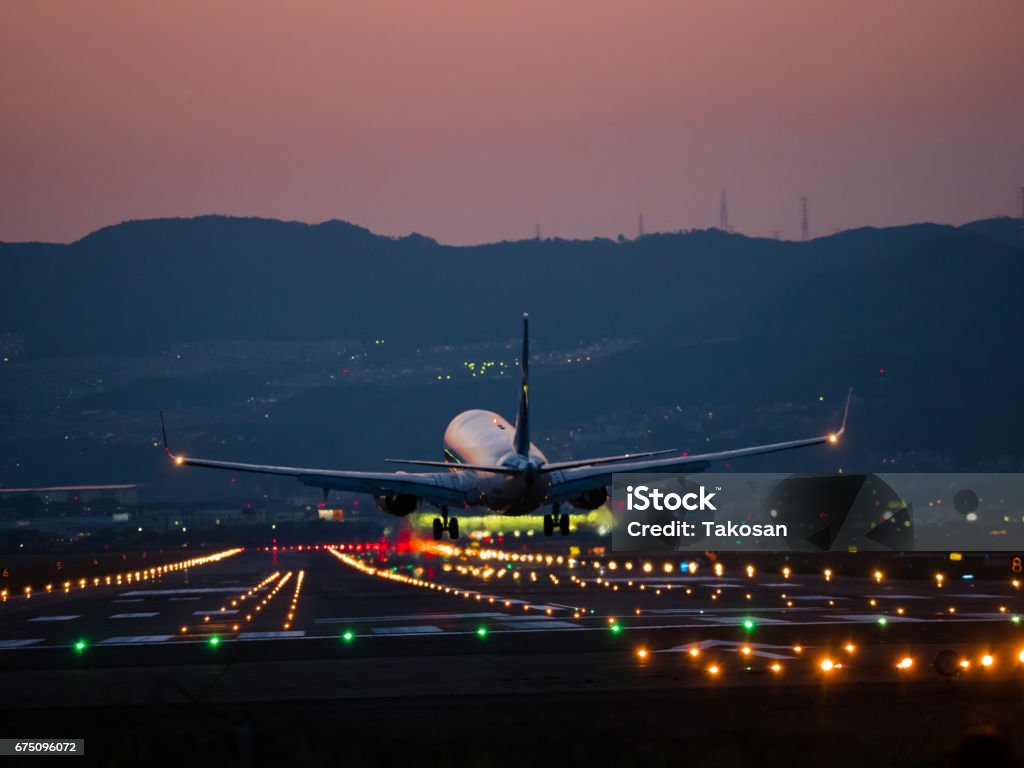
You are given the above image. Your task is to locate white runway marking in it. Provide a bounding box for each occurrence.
[192,609,237,616]
[645,607,817,616]
[111,599,145,604]
[835,614,924,623]
[504,620,580,630]
[870,594,930,600]
[315,612,505,624]
[948,593,1004,599]
[27,615,79,622]
[238,631,306,640]
[371,625,444,635]
[110,612,159,619]
[169,597,200,601]
[120,588,247,596]
[98,635,174,645]
[698,616,790,625]
[0,638,45,648]
[787,595,847,601]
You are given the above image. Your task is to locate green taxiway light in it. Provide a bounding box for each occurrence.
[877,617,888,626]
[1012,615,1022,625]
[742,619,755,631]
[610,623,622,634]
[342,631,354,642]
[208,636,221,647]
[73,640,87,653]
[476,627,488,638]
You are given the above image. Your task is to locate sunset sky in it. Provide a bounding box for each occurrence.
[2,0,1022,244]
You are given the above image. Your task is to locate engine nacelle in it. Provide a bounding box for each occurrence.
[568,487,608,510]
[376,494,420,516]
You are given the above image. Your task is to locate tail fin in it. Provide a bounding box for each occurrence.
[513,313,531,457]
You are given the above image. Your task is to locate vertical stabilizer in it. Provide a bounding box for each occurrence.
[513,313,531,457]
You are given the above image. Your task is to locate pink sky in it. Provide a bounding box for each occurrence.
[1,0,1022,244]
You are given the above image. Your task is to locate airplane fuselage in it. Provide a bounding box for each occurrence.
[443,409,550,514]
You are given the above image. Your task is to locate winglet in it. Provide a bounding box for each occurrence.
[160,410,171,455]
[160,411,184,464]
[829,388,852,443]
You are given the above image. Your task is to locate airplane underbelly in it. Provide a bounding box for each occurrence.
[478,474,549,515]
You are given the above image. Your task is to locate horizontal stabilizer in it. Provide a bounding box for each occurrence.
[384,458,521,475]
[540,448,681,472]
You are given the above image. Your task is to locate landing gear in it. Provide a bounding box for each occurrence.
[432,507,460,540]
[544,504,571,536]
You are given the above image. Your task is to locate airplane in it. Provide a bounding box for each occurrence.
[161,314,850,540]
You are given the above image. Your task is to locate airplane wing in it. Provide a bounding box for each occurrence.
[544,390,851,505]
[160,415,467,507]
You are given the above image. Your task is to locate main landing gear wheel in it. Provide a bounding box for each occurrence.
[545,504,570,536]
[432,507,460,540]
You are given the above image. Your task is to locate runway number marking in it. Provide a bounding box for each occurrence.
[662,640,795,659]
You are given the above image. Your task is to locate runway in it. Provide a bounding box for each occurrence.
[2,542,1023,673]
[4,541,1024,765]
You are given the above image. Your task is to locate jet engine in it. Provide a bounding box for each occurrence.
[376,494,419,516]
[568,487,608,510]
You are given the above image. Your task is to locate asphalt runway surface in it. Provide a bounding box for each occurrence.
[4,541,1024,766]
